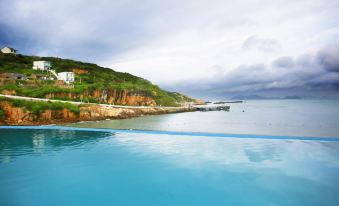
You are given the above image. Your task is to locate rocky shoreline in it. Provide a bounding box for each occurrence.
[0,100,195,125]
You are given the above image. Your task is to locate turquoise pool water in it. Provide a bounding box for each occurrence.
[1,128,339,206]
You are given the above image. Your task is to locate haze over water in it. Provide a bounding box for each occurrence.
[69,99,339,138]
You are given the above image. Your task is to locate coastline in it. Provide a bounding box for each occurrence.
[0,96,196,125]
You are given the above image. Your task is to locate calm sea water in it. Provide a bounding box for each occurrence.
[1,129,339,206]
[70,99,339,138]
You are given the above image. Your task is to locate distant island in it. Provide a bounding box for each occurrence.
[283,96,302,99]
[230,94,301,100]
[214,101,243,104]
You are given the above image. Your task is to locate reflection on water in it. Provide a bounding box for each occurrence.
[0,129,113,163]
[1,128,339,206]
[112,133,339,180]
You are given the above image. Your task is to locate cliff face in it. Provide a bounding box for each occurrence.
[0,101,78,124]
[0,100,194,125]
[45,89,156,106]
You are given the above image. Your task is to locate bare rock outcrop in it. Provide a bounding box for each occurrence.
[44,89,157,106]
[0,100,194,125]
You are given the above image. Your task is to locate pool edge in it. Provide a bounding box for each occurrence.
[0,125,339,142]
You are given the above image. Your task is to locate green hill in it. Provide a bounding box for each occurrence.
[0,53,195,106]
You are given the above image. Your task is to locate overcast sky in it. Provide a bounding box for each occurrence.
[1,0,338,99]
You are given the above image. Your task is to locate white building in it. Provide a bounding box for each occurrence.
[33,61,51,71]
[1,47,17,54]
[57,72,74,84]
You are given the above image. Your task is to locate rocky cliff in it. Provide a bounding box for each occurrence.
[45,89,157,106]
[0,100,194,125]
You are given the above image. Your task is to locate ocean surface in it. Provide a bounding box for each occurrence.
[1,128,339,206]
[69,99,339,138]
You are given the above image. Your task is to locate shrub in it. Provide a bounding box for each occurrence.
[0,109,5,119]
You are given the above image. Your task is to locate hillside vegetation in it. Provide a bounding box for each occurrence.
[0,96,80,115]
[0,53,195,106]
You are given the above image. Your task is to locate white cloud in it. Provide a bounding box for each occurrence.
[1,0,339,97]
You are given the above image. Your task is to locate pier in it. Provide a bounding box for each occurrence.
[193,105,230,111]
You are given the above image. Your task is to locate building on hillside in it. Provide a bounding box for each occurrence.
[10,73,27,80]
[0,73,27,80]
[54,80,75,88]
[57,72,74,84]
[33,61,51,71]
[30,74,54,81]
[1,47,17,54]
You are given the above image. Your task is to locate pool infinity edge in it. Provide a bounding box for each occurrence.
[0,126,339,142]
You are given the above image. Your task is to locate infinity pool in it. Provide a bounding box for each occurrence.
[1,128,339,206]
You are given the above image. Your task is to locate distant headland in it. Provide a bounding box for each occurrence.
[0,47,198,125]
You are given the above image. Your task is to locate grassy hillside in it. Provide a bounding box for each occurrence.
[0,53,195,106]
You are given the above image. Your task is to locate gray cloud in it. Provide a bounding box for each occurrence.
[295,54,315,68]
[0,0,178,61]
[317,44,339,72]
[272,56,295,68]
[242,36,281,52]
[165,44,339,98]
